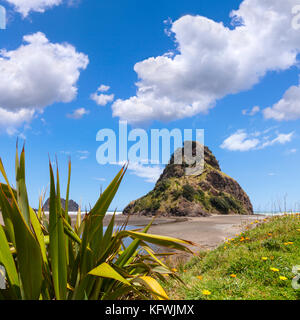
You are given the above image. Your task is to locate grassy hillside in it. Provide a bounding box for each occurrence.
[164,214,300,300]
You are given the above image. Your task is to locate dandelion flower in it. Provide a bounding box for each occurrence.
[270,267,279,272]
[279,276,287,281]
[230,274,237,278]
[201,290,211,296]
[197,276,203,280]
[261,257,268,261]
[172,268,178,272]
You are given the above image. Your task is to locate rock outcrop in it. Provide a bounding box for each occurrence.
[43,198,79,212]
[123,142,253,217]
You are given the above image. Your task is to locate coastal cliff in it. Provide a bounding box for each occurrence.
[123,142,253,217]
[43,198,79,212]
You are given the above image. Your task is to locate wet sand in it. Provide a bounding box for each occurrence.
[105,214,267,250]
[0,213,267,250]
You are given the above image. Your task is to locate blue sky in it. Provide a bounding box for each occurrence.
[0,0,300,212]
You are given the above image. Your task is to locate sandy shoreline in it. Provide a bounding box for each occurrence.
[1,213,266,250]
[112,214,267,250]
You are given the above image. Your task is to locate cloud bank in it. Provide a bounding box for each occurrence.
[112,0,300,124]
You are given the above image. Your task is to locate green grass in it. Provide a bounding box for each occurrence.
[163,214,300,300]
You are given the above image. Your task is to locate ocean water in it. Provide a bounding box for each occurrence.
[255,211,299,216]
[65,211,123,216]
[66,211,299,216]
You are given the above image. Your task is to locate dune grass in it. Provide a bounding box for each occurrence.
[163,214,300,300]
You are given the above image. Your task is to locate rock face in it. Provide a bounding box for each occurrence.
[123,142,253,217]
[43,198,79,212]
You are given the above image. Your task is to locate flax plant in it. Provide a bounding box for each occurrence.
[0,146,193,300]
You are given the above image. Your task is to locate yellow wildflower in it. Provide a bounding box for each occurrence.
[261,257,268,261]
[201,290,211,296]
[270,267,279,272]
[230,274,237,278]
[279,276,287,281]
[171,268,178,272]
[197,276,203,280]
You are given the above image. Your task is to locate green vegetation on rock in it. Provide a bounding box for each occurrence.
[123,143,253,217]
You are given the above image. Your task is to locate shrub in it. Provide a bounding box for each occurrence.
[210,196,230,214]
[262,239,282,251]
[150,200,161,211]
[182,184,196,202]
[224,196,243,213]
[172,190,182,201]
[156,180,171,193]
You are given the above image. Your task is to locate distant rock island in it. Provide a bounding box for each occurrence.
[123,142,253,217]
[43,198,79,212]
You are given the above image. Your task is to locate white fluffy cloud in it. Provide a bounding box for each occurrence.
[5,0,63,17]
[112,0,300,124]
[0,32,88,129]
[221,129,294,152]
[263,82,300,120]
[0,108,35,128]
[260,132,294,148]
[221,130,260,152]
[97,84,110,92]
[114,161,163,183]
[242,106,260,116]
[91,85,114,106]
[67,108,89,119]
[127,162,163,183]
[91,93,115,106]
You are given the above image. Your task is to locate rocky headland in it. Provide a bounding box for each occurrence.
[123,142,253,217]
